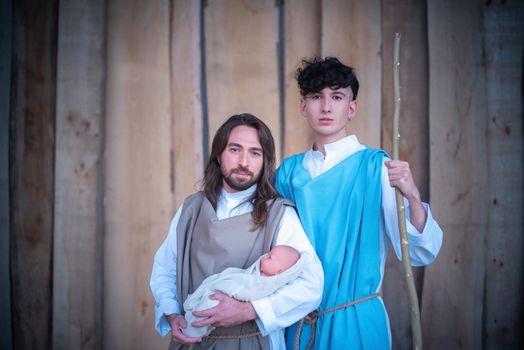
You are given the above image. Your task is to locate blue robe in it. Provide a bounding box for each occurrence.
[276,148,390,349]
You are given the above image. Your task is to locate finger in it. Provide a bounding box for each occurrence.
[208,292,225,301]
[191,316,215,328]
[192,305,218,318]
[173,334,201,345]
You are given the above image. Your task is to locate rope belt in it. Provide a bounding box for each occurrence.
[181,330,261,350]
[204,330,260,340]
[293,292,381,350]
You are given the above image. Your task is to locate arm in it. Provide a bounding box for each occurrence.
[150,206,185,336]
[382,159,443,265]
[193,206,323,335]
[251,206,324,335]
[385,159,426,231]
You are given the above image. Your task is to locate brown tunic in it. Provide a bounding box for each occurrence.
[170,191,291,350]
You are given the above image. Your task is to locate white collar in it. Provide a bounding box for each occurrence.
[220,184,257,204]
[309,134,362,158]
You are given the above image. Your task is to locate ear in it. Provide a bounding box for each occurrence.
[299,98,307,117]
[348,100,357,121]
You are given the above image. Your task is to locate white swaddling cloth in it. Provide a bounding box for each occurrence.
[182,251,308,338]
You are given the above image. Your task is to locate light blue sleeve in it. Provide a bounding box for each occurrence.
[149,205,183,336]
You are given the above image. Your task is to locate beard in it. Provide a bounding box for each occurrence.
[221,165,259,191]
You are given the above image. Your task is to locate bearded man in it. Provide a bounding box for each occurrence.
[150,113,323,350]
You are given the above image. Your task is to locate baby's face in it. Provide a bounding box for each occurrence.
[260,252,283,276]
[260,246,298,276]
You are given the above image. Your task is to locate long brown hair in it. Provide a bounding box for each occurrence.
[202,113,278,229]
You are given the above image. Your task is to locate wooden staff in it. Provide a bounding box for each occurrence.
[392,32,423,350]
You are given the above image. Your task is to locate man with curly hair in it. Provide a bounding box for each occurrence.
[276,57,443,349]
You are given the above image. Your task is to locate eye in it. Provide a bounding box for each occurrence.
[251,150,262,157]
[333,95,343,101]
[229,146,240,153]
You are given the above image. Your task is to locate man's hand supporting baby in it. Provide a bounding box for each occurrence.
[191,292,257,328]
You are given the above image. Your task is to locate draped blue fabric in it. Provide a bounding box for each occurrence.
[276,148,390,349]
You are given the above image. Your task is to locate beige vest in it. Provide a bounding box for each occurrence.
[171,191,291,350]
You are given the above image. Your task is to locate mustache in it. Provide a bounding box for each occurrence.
[231,166,254,176]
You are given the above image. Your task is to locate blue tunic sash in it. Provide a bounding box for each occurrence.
[276,148,390,349]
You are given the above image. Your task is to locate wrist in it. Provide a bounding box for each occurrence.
[405,189,421,204]
[244,302,257,321]
[165,313,178,324]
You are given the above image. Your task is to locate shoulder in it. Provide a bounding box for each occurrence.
[279,153,305,170]
[183,191,205,206]
[272,197,295,208]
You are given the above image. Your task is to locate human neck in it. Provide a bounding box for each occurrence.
[313,133,348,155]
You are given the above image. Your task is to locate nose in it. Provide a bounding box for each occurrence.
[239,151,249,167]
[322,97,331,113]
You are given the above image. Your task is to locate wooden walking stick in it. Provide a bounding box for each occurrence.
[391,33,423,350]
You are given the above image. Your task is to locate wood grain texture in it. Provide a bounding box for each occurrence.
[282,0,319,158]
[483,2,524,348]
[423,1,489,348]
[9,1,57,349]
[104,1,172,348]
[380,2,429,349]
[204,0,281,160]
[52,0,105,348]
[171,0,204,208]
[321,0,382,148]
[0,0,12,348]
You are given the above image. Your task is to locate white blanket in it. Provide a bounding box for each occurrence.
[183,252,308,337]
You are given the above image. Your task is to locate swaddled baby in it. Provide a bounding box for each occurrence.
[183,245,306,338]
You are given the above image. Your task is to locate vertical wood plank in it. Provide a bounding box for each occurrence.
[483,2,524,348]
[423,1,489,348]
[380,2,429,349]
[53,0,105,348]
[282,0,319,157]
[0,0,13,348]
[204,0,281,160]
[321,0,382,148]
[9,1,57,349]
[171,0,204,208]
[104,1,172,348]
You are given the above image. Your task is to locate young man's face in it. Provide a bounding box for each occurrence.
[219,125,264,193]
[300,86,357,145]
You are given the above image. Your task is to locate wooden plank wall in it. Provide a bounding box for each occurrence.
[104,0,173,349]
[380,2,429,349]
[171,0,204,207]
[52,0,105,348]
[0,0,13,348]
[423,1,489,349]
[6,1,523,349]
[204,0,281,160]
[483,1,523,348]
[9,1,57,349]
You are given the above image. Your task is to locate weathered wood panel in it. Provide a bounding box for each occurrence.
[423,1,489,349]
[204,0,281,160]
[0,0,13,348]
[171,0,204,208]
[483,2,524,348]
[9,0,57,349]
[104,1,172,349]
[321,0,382,148]
[282,0,319,158]
[52,0,105,348]
[380,2,429,349]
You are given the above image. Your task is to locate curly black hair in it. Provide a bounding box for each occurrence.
[295,57,359,100]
